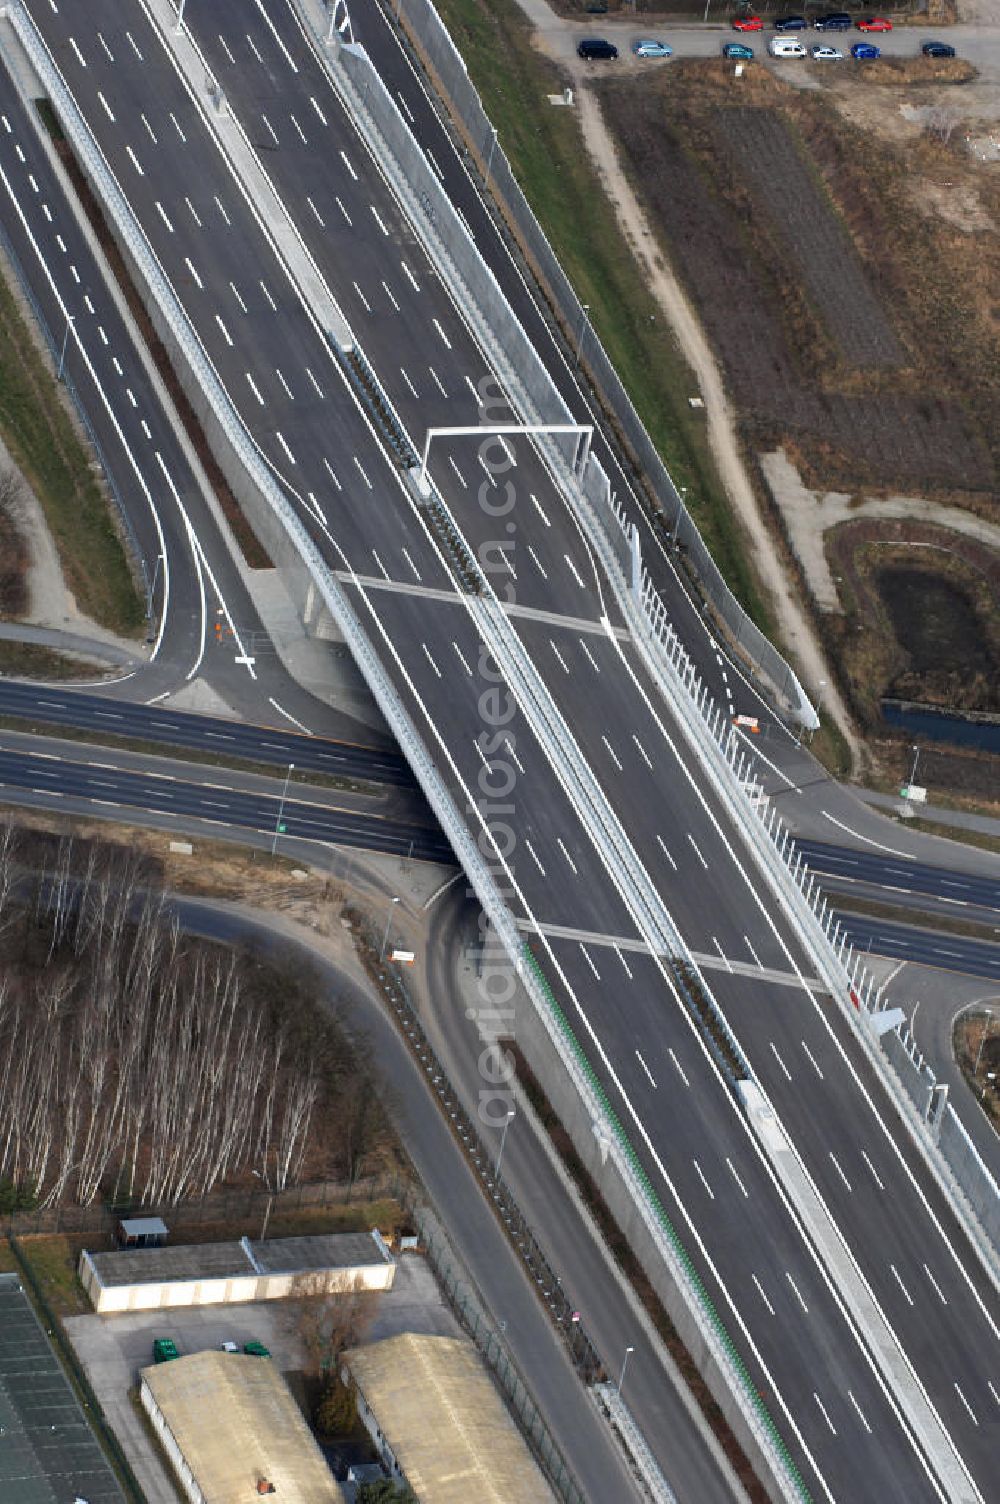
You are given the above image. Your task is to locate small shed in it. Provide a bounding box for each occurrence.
[116,1217,169,1249]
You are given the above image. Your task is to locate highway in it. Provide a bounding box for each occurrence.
[0,59,379,738]
[12,2,1000,1499]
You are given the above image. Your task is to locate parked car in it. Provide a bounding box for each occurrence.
[152,1338,179,1363]
[723,41,755,57]
[857,15,893,29]
[769,35,808,55]
[813,11,852,29]
[922,39,956,56]
[732,14,764,30]
[633,38,673,57]
[774,15,808,29]
[851,41,881,56]
[244,1341,271,1358]
[577,37,618,59]
[811,43,844,58]
[220,1340,240,1353]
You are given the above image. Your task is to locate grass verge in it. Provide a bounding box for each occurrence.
[885,815,1000,858]
[0,259,144,635]
[424,0,771,629]
[0,641,108,680]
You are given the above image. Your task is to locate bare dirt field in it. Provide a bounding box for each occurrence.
[595,59,1000,733]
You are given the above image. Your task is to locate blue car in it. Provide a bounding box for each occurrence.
[723,41,755,58]
[633,38,673,57]
[851,41,881,58]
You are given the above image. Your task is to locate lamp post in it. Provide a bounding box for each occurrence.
[175,0,186,33]
[251,1170,273,1241]
[271,762,294,855]
[909,744,921,787]
[496,1107,515,1178]
[484,125,498,192]
[146,551,164,622]
[57,313,75,382]
[575,303,591,370]
[380,895,400,960]
[974,1010,993,1076]
[617,1344,634,1397]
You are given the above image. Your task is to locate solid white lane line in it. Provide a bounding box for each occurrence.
[253,0,299,72]
[770,1041,792,1081]
[692,1160,715,1200]
[668,1048,689,1087]
[889,1264,914,1307]
[635,1049,656,1087]
[801,1041,824,1080]
[752,1274,775,1315]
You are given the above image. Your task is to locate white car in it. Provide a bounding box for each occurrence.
[811,43,844,58]
[769,36,808,56]
[220,1340,239,1354]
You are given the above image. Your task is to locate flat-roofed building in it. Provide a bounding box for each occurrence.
[80,1231,395,1313]
[140,1349,344,1504]
[342,1333,555,1503]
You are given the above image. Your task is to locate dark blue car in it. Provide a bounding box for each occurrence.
[774,15,808,29]
[814,12,852,28]
[851,41,881,57]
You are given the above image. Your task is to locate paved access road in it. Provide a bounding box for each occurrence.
[22,3,1000,1498]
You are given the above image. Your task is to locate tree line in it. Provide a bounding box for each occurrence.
[0,825,399,1207]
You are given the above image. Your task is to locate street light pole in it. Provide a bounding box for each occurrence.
[909,744,921,786]
[617,1345,634,1396]
[175,0,186,33]
[974,1011,993,1076]
[575,303,591,370]
[251,1170,273,1240]
[484,125,498,192]
[57,313,75,382]
[146,552,164,621]
[496,1108,515,1178]
[380,895,400,960]
[271,762,294,855]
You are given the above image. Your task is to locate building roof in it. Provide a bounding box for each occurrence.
[118,1216,169,1237]
[343,1334,555,1504]
[0,1274,125,1503]
[88,1231,387,1288]
[141,1350,344,1504]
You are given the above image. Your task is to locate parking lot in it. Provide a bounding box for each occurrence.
[64,1254,462,1503]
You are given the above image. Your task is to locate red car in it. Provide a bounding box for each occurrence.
[856,15,893,29]
[732,14,764,30]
